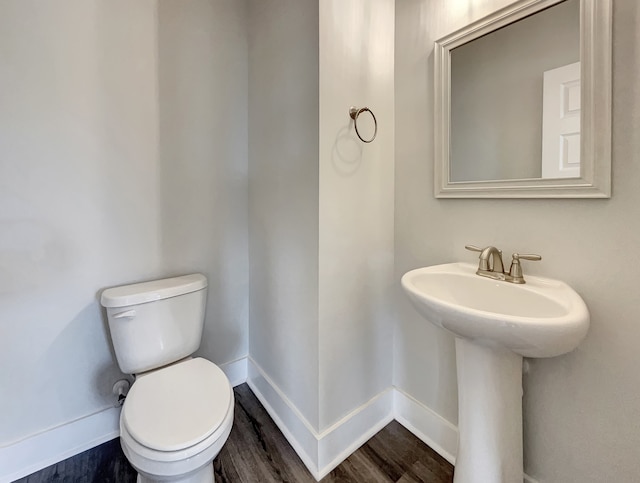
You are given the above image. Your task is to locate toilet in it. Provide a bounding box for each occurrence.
[101,273,234,483]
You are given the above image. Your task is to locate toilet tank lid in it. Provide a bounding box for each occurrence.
[101,273,207,308]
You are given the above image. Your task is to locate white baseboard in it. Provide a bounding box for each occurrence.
[0,406,121,483]
[219,356,248,387]
[246,357,320,476]
[316,388,394,478]
[393,387,458,465]
[246,357,394,481]
[246,361,538,482]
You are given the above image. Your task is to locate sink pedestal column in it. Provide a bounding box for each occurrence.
[454,338,523,483]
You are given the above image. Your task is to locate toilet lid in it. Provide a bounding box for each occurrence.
[122,358,232,452]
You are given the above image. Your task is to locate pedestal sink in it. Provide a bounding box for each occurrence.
[401,263,589,483]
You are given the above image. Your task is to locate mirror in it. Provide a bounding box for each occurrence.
[434,0,612,198]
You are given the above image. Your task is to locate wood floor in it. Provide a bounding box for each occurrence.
[17,384,454,483]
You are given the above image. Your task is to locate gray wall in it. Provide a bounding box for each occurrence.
[158,0,249,366]
[248,0,321,428]
[247,0,396,438]
[0,0,161,446]
[0,0,249,458]
[395,0,640,481]
[317,0,396,431]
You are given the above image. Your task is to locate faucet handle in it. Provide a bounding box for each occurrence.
[512,253,542,262]
[465,245,503,256]
[508,253,542,283]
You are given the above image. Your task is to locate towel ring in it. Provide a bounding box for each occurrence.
[349,106,377,143]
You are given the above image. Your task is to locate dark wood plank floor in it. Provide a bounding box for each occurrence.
[14,437,136,483]
[16,384,454,483]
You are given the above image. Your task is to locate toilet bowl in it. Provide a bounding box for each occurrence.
[120,358,234,483]
[100,274,234,483]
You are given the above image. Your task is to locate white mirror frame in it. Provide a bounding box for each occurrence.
[434,0,612,199]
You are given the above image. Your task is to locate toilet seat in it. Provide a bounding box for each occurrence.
[119,402,233,479]
[122,358,232,452]
[120,398,233,463]
[119,358,234,479]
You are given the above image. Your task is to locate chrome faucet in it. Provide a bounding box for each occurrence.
[465,245,541,284]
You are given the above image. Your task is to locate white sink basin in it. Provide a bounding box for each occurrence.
[401,262,590,483]
[401,262,589,358]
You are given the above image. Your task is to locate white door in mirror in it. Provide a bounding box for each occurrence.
[542,61,581,179]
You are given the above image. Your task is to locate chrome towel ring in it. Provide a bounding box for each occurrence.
[349,106,377,143]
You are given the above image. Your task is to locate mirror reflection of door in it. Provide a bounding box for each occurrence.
[448,0,580,183]
[541,61,581,179]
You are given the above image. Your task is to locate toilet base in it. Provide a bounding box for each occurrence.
[136,462,213,483]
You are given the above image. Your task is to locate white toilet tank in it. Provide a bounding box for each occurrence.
[101,274,208,374]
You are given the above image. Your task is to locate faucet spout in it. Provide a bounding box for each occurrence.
[464,244,506,281]
[479,246,505,275]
